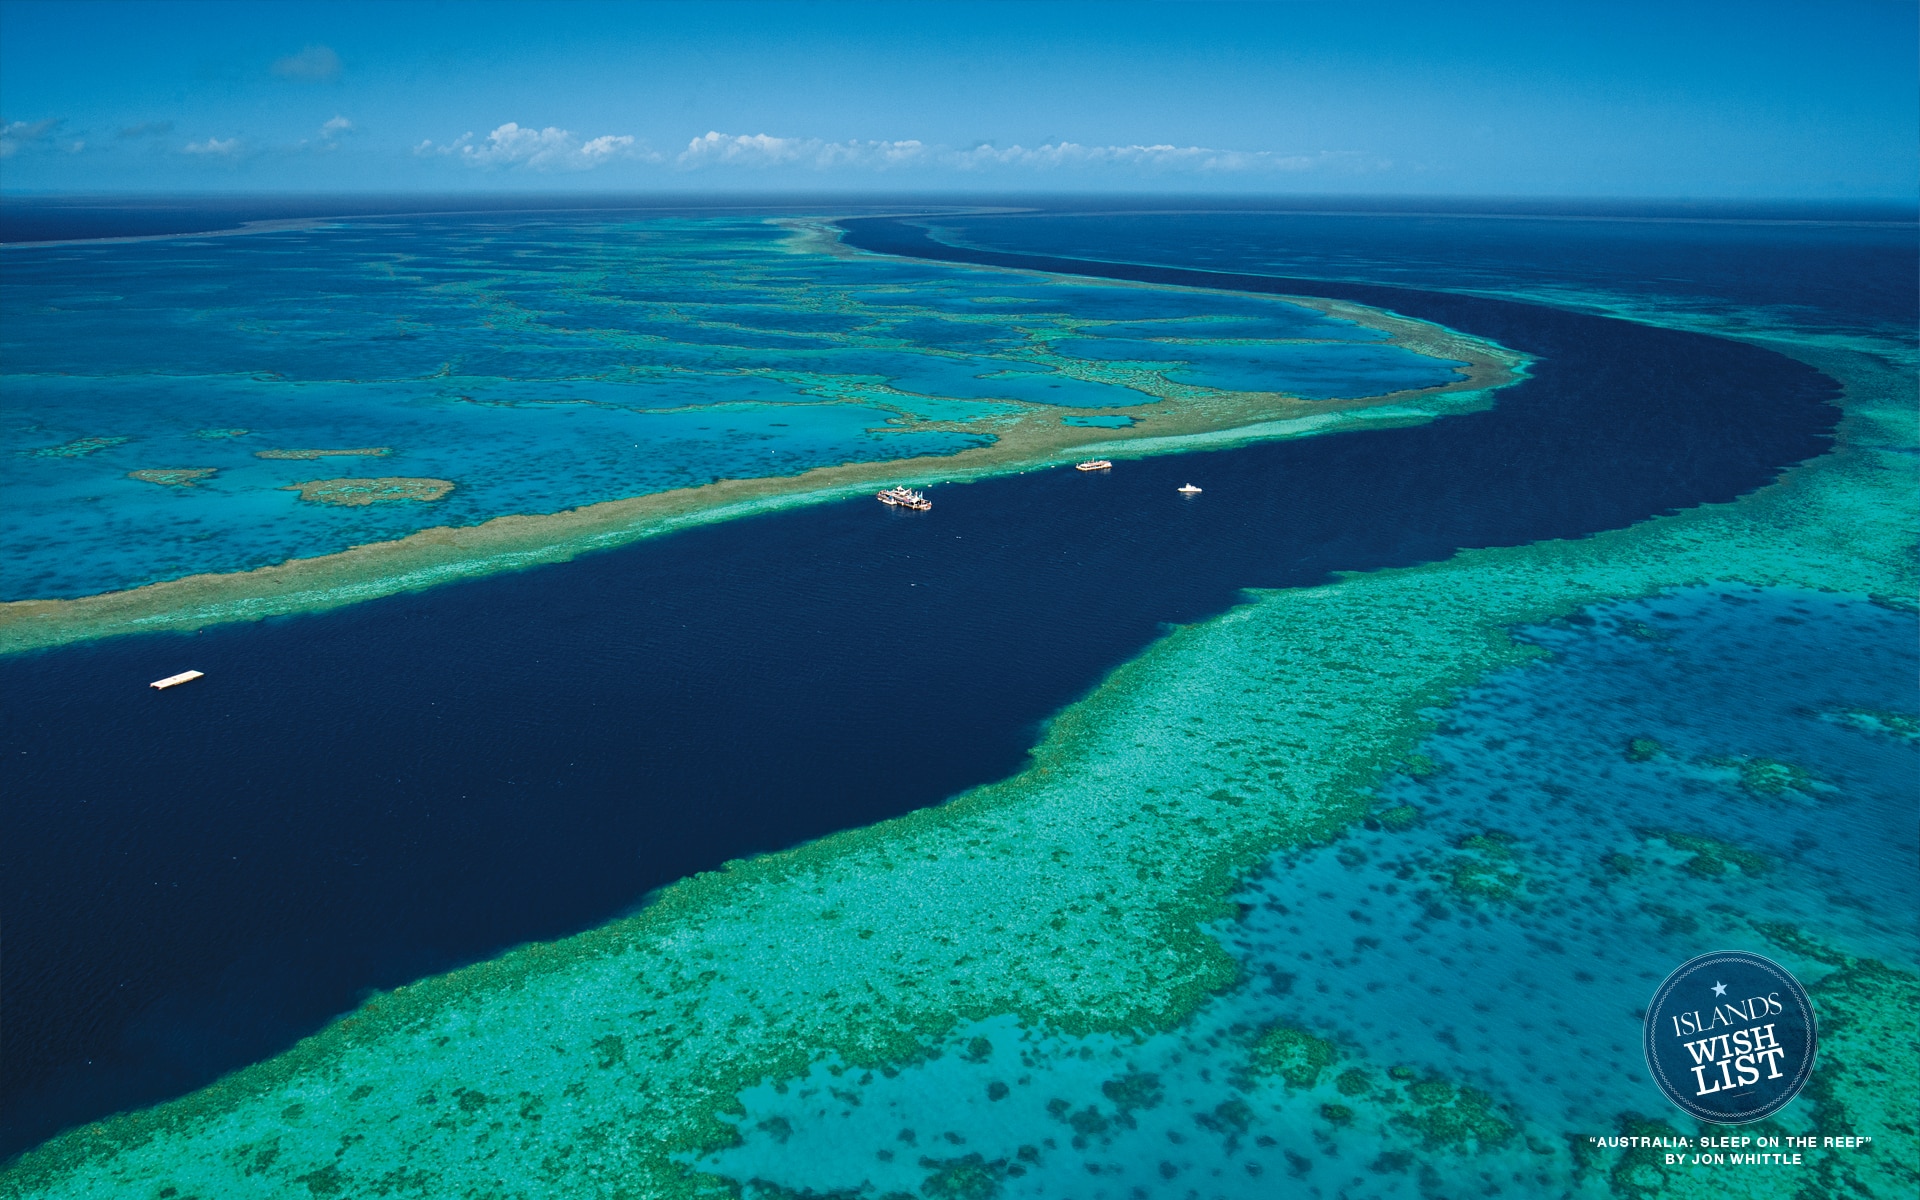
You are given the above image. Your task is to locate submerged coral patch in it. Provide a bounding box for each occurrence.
[1817,705,1919,743]
[127,468,217,487]
[254,447,393,460]
[283,477,455,506]
[28,435,128,458]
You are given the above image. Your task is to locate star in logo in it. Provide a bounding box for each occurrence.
[1712,981,1728,997]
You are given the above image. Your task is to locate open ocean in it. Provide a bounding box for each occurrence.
[1,199,1908,1160]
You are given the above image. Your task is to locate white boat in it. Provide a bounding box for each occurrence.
[1075,459,1113,472]
[1177,483,1203,494]
[150,670,204,690]
[877,485,932,511]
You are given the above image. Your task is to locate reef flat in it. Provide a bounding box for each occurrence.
[0,215,1511,653]
[281,477,456,506]
[4,297,1909,1197]
[253,448,393,461]
[126,469,216,488]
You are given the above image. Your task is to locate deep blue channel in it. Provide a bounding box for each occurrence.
[0,217,1837,1157]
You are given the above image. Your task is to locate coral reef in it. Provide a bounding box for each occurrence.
[281,477,455,506]
[126,468,216,487]
[254,447,392,460]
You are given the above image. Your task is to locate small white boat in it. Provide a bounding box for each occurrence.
[1177,483,1203,494]
[150,670,204,690]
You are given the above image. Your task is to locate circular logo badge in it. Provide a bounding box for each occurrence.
[1644,950,1817,1124]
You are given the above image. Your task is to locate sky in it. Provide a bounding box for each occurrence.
[0,0,1913,197]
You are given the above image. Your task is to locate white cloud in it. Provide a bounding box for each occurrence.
[0,117,64,157]
[415,122,650,171]
[408,124,1378,179]
[678,131,932,169]
[676,131,1378,175]
[291,116,357,154]
[273,45,341,82]
[183,136,242,156]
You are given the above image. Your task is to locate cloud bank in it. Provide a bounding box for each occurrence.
[415,123,650,171]
[678,132,932,169]
[676,131,1376,174]
[0,118,64,157]
[404,124,1369,179]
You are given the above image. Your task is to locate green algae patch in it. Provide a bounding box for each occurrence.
[1244,1024,1340,1090]
[1625,737,1665,762]
[1398,752,1442,779]
[1370,803,1422,833]
[1448,831,1528,902]
[1703,755,1823,800]
[1641,830,1772,879]
[916,1152,1009,1199]
[1098,1071,1163,1112]
[1335,1068,1372,1096]
[1602,851,1640,876]
[1816,705,1919,743]
[4,305,1912,1199]
[282,477,455,506]
[127,468,217,487]
[1388,1076,1517,1153]
[29,435,128,458]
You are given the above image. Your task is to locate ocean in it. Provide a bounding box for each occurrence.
[0,199,1905,1168]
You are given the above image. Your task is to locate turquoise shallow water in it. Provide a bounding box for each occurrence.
[0,214,1453,601]
[7,375,978,598]
[699,586,1916,1198]
[1048,338,1464,397]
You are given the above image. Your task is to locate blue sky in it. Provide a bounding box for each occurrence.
[1,0,1913,196]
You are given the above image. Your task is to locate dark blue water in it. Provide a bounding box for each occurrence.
[0,196,962,244]
[902,205,1920,346]
[0,205,1847,1157]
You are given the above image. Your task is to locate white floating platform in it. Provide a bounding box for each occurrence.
[150,670,204,690]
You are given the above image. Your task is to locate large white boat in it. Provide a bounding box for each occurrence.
[1177,483,1202,494]
[877,485,932,511]
[1075,459,1113,472]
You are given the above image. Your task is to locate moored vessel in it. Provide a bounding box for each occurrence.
[877,485,932,511]
[150,670,204,690]
[1075,459,1113,472]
